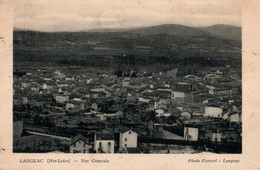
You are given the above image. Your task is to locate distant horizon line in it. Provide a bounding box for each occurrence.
[13,23,241,33]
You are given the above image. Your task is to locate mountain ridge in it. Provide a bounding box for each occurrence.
[198,24,241,40]
[13,23,242,64]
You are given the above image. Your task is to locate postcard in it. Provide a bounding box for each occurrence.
[0,0,259,169]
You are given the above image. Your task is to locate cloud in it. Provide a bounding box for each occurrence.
[14,0,241,32]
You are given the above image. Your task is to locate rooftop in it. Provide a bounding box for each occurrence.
[95,133,114,140]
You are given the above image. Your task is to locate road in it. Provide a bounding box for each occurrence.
[26,130,71,141]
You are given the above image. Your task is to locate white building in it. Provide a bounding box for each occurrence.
[94,133,114,153]
[155,109,171,117]
[91,87,105,92]
[42,83,48,89]
[138,97,150,103]
[184,127,199,141]
[55,95,69,103]
[119,130,138,150]
[69,134,92,153]
[87,78,93,84]
[181,112,191,119]
[212,132,222,142]
[229,113,241,123]
[65,77,75,81]
[204,106,223,118]
[222,113,229,120]
[21,82,28,88]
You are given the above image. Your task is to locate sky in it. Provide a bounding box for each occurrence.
[14,0,241,32]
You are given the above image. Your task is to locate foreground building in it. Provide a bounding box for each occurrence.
[70,134,92,153]
[119,129,138,150]
[94,133,115,153]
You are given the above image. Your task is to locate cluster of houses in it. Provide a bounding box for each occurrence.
[69,129,139,154]
[13,65,242,153]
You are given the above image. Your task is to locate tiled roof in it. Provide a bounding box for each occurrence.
[71,134,88,145]
[95,133,114,140]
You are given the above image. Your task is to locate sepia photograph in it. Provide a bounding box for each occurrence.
[12,0,242,154]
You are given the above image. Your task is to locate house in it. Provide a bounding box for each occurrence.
[204,74,221,80]
[138,97,150,103]
[229,113,241,123]
[126,96,136,103]
[222,112,229,120]
[158,98,171,105]
[211,131,222,142]
[55,95,69,103]
[213,89,232,97]
[211,69,224,75]
[204,105,223,118]
[115,110,124,117]
[91,86,105,92]
[155,108,171,117]
[171,87,199,103]
[57,81,69,87]
[21,82,29,88]
[87,78,93,84]
[44,77,52,81]
[91,100,112,112]
[184,127,199,141]
[166,68,178,77]
[31,86,40,93]
[42,83,48,89]
[184,75,201,81]
[66,101,85,112]
[119,130,138,150]
[157,87,172,92]
[92,103,98,111]
[154,98,171,109]
[65,77,75,81]
[181,112,191,119]
[69,134,92,153]
[36,95,54,106]
[122,81,130,87]
[94,133,115,153]
[22,97,28,104]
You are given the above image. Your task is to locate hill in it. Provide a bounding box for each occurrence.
[198,24,241,41]
[13,24,242,67]
[126,24,213,37]
[85,24,214,37]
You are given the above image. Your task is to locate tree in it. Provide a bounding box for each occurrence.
[33,115,42,126]
[148,111,156,121]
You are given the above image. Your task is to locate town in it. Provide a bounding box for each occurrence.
[13,61,242,154]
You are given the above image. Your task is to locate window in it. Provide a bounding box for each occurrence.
[73,143,76,147]
[124,138,127,142]
[108,142,111,147]
[128,131,131,134]
[99,142,102,148]
[79,140,81,144]
[83,149,86,153]
[124,144,127,147]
